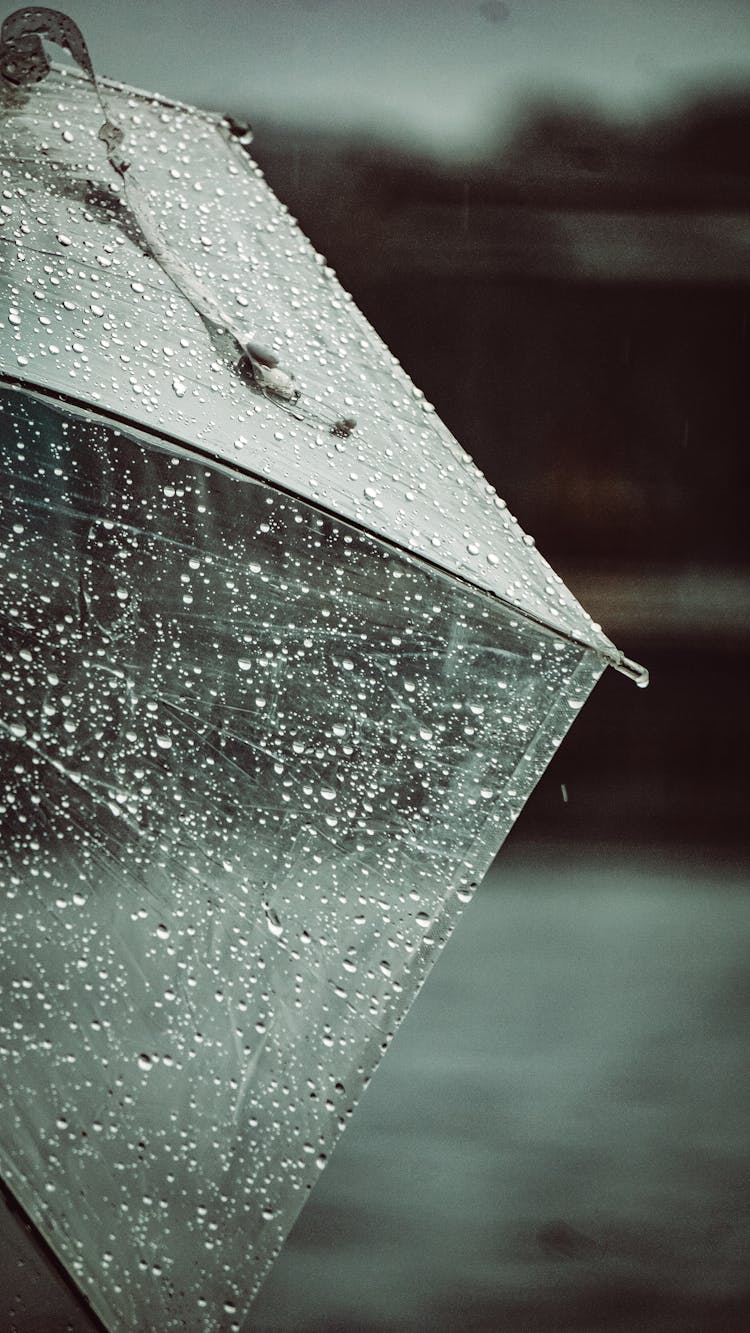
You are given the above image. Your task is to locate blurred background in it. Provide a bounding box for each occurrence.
[1,1,749,1329]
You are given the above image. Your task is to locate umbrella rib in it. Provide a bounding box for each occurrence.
[0,375,646,683]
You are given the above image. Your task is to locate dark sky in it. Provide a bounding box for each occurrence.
[2,0,750,156]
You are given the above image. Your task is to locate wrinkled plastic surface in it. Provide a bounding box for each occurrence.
[0,62,613,656]
[0,384,603,1330]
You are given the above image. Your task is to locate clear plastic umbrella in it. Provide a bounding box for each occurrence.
[0,9,647,1331]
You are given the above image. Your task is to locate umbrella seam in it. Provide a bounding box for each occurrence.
[0,374,625,667]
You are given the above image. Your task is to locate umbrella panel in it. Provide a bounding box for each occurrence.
[0,384,603,1330]
[0,60,614,655]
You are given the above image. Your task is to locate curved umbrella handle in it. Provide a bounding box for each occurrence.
[0,6,94,86]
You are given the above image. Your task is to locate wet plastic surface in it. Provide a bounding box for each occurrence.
[0,60,613,654]
[3,851,749,1332]
[0,385,603,1329]
[251,850,750,1333]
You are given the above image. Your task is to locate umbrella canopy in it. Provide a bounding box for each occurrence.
[0,9,647,1331]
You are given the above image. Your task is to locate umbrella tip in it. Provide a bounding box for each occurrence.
[613,655,650,688]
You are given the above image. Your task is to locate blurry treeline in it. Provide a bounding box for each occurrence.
[249,92,750,850]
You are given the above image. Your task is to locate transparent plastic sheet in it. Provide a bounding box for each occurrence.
[0,385,604,1330]
[0,59,615,654]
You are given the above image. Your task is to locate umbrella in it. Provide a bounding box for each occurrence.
[0,8,648,1331]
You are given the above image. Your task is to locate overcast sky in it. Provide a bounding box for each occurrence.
[2,0,750,156]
